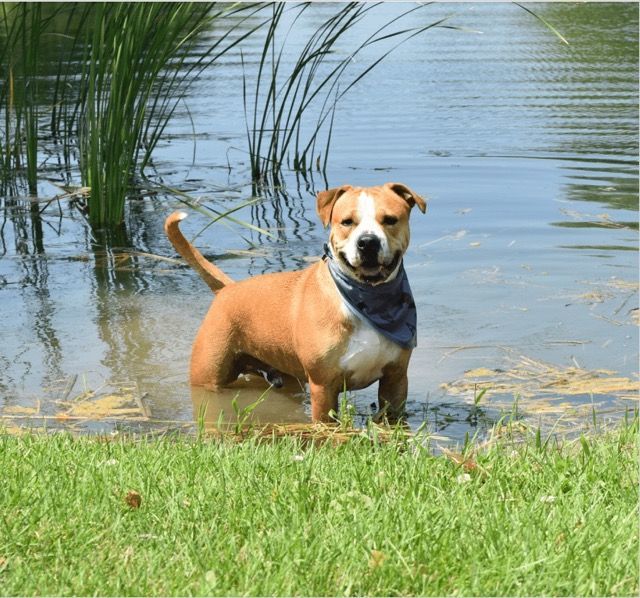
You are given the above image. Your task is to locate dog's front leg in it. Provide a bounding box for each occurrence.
[308,380,339,422]
[377,364,409,423]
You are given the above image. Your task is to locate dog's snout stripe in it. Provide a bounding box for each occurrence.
[343,192,390,267]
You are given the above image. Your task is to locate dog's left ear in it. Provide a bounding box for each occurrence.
[316,185,353,227]
[386,182,427,213]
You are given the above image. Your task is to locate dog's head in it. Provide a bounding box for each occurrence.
[317,183,427,285]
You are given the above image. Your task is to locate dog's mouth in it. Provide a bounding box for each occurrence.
[338,250,402,284]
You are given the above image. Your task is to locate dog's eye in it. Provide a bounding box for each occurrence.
[382,215,398,226]
[341,218,354,227]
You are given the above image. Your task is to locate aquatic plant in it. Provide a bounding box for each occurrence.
[0,3,571,227]
[1,3,264,225]
[76,3,265,227]
[242,3,455,186]
[0,3,48,194]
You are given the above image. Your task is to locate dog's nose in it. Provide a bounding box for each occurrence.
[356,234,381,255]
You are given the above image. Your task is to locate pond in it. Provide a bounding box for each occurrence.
[0,3,638,442]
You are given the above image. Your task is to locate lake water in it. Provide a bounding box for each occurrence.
[0,3,637,442]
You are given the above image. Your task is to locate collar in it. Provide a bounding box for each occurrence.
[323,244,417,349]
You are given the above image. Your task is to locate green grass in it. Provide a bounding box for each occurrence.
[0,419,637,596]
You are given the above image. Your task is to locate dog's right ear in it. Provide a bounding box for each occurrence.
[316,185,352,227]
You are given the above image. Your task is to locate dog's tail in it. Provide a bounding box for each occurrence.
[164,211,235,292]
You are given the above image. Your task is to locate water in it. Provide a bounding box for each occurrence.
[0,3,637,441]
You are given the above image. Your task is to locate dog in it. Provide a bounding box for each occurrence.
[165,182,426,422]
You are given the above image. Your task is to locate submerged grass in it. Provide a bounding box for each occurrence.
[0,417,636,596]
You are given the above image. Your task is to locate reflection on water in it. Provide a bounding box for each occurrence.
[191,376,308,430]
[0,3,637,442]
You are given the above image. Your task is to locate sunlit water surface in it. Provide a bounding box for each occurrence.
[1,4,637,442]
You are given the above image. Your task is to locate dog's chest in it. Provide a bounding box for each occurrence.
[339,303,402,387]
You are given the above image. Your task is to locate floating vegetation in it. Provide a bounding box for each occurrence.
[442,355,640,405]
[560,278,639,327]
[0,378,152,434]
[607,279,639,292]
[3,402,41,416]
[66,394,148,420]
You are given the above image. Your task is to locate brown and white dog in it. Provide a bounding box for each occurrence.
[165,182,426,422]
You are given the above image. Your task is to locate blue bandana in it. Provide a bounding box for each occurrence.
[323,245,417,349]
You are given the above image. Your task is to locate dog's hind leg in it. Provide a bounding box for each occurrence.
[190,341,237,390]
[190,297,286,389]
[190,303,240,389]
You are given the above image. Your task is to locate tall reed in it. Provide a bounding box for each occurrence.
[77,3,263,227]
[0,3,567,228]
[0,3,51,194]
[243,3,453,186]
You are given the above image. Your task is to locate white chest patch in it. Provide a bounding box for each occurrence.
[339,301,402,387]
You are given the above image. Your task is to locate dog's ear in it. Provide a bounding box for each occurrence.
[386,182,427,213]
[316,185,352,227]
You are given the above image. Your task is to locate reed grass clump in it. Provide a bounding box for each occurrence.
[0,3,48,194]
[77,2,252,227]
[1,3,263,226]
[243,3,454,186]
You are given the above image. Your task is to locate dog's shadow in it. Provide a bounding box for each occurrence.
[191,374,309,430]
